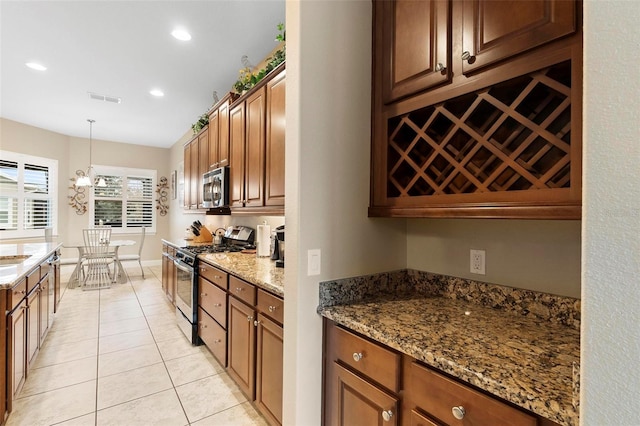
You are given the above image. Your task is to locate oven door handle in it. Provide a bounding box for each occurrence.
[174,259,193,274]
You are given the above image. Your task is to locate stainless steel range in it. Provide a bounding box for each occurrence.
[174,225,255,345]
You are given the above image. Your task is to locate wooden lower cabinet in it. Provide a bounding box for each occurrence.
[7,299,27,411]
[161,245,176,304]
[198,307,227,365]
[330,362,399,426]
[26,285,40,368]
[227,295,257,399]
[323,319,555,426]
[255,313,283,426]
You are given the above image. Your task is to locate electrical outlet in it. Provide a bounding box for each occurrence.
[470,249,486,275]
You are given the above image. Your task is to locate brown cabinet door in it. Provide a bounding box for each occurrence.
[183,142,192,209]
[190,138,199,208]
[39,278,49,345]
[209,109,220,169]
[8,300,27,409]
[227,296,256,399]
[168,256,176,304]
[197,128,209,207]
[380,0,451,103]
[265,69,286,207]
[245,87,266,208]
[219,100,231,167]
[461,0,576,74]
[256,313,283,426]
[26,287,40,367]
[329,362,398,426]
[161,253,170,295]
[229,103,246,207]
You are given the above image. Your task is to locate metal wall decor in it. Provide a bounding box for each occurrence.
[68,169,89,215]
[156,176,169,216]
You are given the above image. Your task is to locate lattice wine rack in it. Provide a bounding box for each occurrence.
[386,61,575,204]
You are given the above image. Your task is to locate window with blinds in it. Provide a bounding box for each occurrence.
[92,166,155,232]
[0,152,58,238]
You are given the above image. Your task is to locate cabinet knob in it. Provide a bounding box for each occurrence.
[381,410,393,422]
[461,51,472,62]
[236,287,244,292]
[214,275,221,279]
[452,406,466,420]
[435,62,446,72]
[214,303,222,307]
[247,315,253,322]
[254,320,261,327]
[268,305,277,312]
[201,293,208,297]
[352,352,363,362]
[200,323,207,329]
[214,339,222,344]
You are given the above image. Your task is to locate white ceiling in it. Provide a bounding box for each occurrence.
[0,0,286,148]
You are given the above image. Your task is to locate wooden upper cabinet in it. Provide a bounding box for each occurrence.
[197,128,209,208]
[380,0,451,104]
[461,0,577,74]
[219,100,231,167]
[208,109,220,169]
[245,87,266,208]
[265,69,286,207]
[229,103,246,208]
[189,136,199,209]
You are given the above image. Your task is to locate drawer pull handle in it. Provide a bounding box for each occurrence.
[268,305,277,312]
[452,406,465,420]
[352,352,363,362]
[381,410,393,422]
[236,287,244,292]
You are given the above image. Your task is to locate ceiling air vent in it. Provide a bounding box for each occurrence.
[88,92,122,104]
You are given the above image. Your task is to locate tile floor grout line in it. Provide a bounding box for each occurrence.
[130,268,194,424]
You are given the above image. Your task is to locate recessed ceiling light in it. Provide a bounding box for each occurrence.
[171,29,191,41]
[150,89,165,97]
[26,62,47,71]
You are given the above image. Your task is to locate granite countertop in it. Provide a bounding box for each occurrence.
[161,239,284,297]
[0,242,62,288]
[319,296,579,426]
[198,252,284,297]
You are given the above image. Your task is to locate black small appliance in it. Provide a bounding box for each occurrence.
[271,225,285,268]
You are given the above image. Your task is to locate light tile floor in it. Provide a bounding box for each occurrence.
[6,265,268,426]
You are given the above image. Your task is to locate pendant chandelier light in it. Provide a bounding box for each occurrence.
[76,119,106,187]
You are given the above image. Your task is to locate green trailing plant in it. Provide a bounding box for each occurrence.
[191,112,209,134]
[232,23,286,95]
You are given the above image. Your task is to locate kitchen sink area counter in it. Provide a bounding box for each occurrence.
[318,270,580,426]
[0,242,62,288]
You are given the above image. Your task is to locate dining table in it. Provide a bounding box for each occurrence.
[63,239,136,288]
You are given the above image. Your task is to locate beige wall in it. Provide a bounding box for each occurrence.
[0,118,170,264]
[581,1,640,423]
[407,219,581,298]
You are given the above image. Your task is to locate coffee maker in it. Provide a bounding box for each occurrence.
[271,225,285,268]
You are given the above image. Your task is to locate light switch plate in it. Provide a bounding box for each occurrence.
[308,249,321,276]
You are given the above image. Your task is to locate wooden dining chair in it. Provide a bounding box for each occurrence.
[82,227,115,290]
[118,227,145,278]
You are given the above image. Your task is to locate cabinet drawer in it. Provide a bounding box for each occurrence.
[229,275,256,306]
[40,261,50,279]
[331,324,401,393]
[198,307,227,366]
[26,266,40,293]
[257,289,283,325]
[410,409,441,426]
[409,362,536,426]
[199,278,227,327]
[7,278,27,311]
[198,261,228,290]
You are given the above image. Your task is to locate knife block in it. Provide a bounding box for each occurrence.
[193,227,213,243]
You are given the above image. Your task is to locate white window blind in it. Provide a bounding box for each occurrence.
[92,166,155,232]
[0,151,58,239]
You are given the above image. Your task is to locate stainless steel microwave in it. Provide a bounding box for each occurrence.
[202,166,229,208]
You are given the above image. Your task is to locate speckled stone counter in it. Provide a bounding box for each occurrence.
[199,252,284,297]
[162,239,284,297]
[0,242,62,288]
[318,270,580,426]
